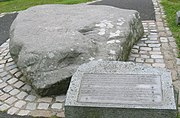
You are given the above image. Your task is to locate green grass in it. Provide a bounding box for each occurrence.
[161,0,180,57]
[0,0,92,13]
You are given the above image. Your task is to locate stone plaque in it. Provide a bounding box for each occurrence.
[78,73,162,104]
[65,61,177,118]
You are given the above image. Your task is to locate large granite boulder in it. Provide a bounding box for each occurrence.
[9,4,144,96]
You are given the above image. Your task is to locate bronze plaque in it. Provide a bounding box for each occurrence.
[78,73,162,104]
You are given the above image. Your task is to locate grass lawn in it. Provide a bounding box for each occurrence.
[161,0,180,57]
[0,0,92,13]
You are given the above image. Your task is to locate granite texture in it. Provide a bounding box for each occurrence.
[9,4,143,96]
[65,61,177,118]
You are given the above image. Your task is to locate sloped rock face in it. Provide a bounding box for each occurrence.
[9,4,144,96]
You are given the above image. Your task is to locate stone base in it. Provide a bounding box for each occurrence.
[65,61,177,118]
[65,107,177,118]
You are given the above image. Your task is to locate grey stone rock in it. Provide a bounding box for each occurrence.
[9,4,144,96]
[65,61,177,118]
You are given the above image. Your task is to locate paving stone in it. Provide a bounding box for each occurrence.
[152,63,166,68]
[37,97,53,103]
[19,76,26,81]
[8,58,13,62]
[156,22,164,27]
[163,51,174,60]
[0,71,8,77]
[7,77,18,84]
[139,51,148,54]
[169,42,177,48]
[26,103,37,110]
[140,47,152,51]
[153,48,161,51]
[161,43,170,50]
[13,81,24,88]
[37,103,50,110]
[2,75,12,81]
[155,59,164,63]
[145,40,159,44]
[21,84,32,92]
[0,90,4,95]
[9,68,19,75]
[135,58,145,63]
[168,37,175,42]
[149,37,158,40]
[160,37,168,42]
[14,100,26,108]
[0,101,3,106]
[137,43,147,47]
[0,68,4,73]
[141,38,148,41]
[140,55,150,58]
[166,61,175,69]
[128,57,135,61]
[16,91,28,99]
[3,85,13,92]
[5,96,18,105]
[0,93,10,101]
[14,71,22,78]
[17,110,30,116]
[148,34,158,38]
[130,54,140,58]
[131,49,139,53]
[158,32,167,37]
[9,89,20,95]
[149,51,161,55]
[56,95,66,103]
[57,112,65,118]
[7,107,19,115]
[0,104,10,111]
[0,79,3,83]
[0,60,6,64]
[6,62,15,67]
[6,65,17,71]
[30,110,53,117]
[176,58,180,65]
[158,26,165,31]
[51,103,63,110]
[0,82,7,89]
[148,44,161,48]
[25,95,36,102]
[145,59,154,63]
[133,45,140,49]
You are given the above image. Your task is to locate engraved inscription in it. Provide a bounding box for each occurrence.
[78,74,162,104]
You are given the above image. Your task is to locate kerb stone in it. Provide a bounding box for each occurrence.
[65,61,177,118]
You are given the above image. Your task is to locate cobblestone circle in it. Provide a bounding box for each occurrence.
[0,0,180,117]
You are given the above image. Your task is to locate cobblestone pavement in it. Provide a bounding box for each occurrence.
[0,0,179,117]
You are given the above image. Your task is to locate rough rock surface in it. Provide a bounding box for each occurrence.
[9,4,144,96]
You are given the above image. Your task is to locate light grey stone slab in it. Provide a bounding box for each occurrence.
[51,103,63,110]
[26,103,37,110]
[7,107,19,115]
[65,61,177,118]
[37,103,49,110]
[14,100,26,108]
[25,95,36,102]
